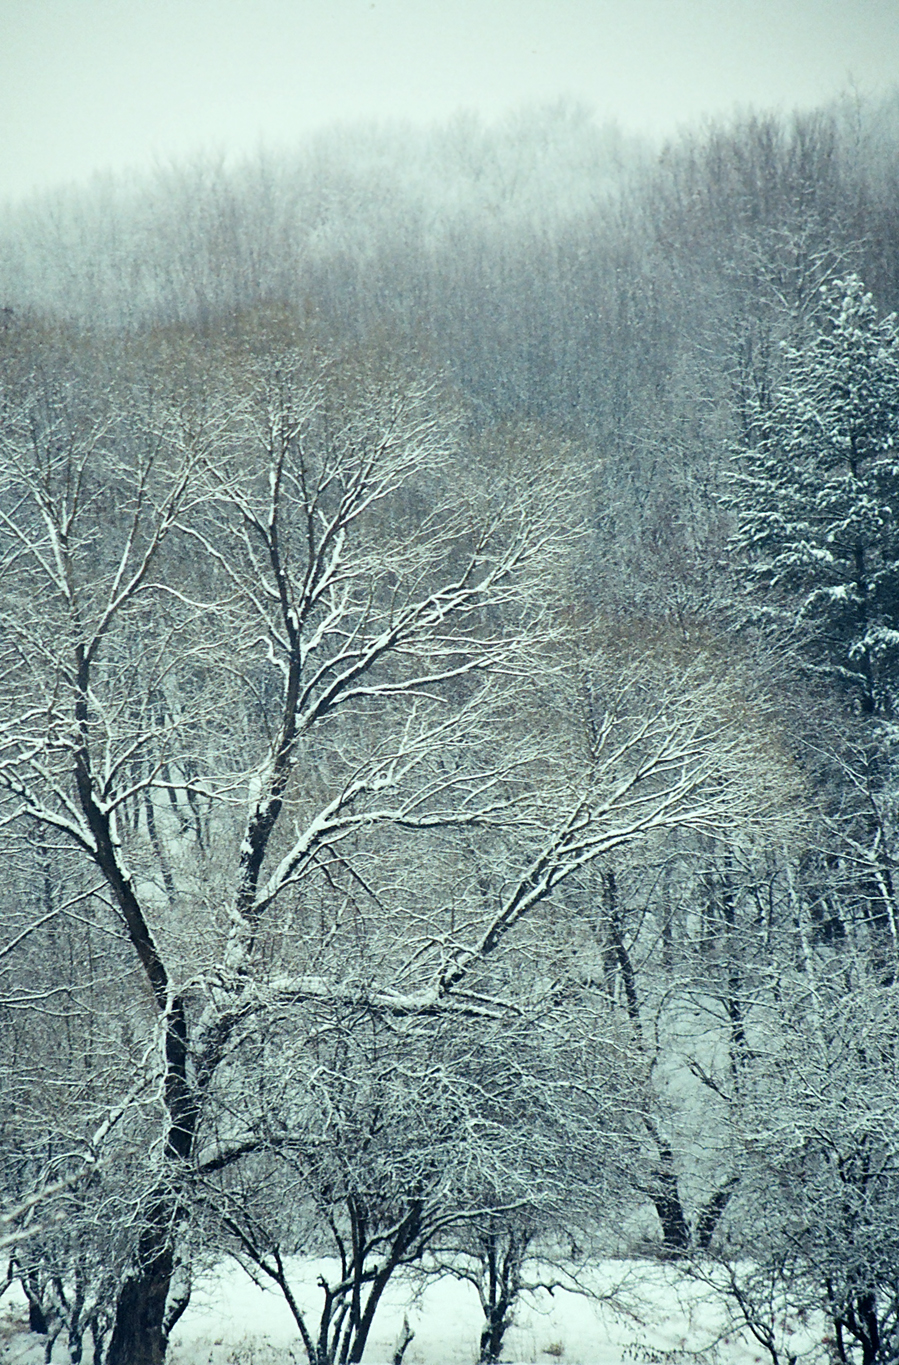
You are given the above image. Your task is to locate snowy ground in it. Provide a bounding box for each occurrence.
[1,1257,818,1364]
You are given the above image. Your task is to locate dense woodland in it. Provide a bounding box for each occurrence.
[2,93,899,1365]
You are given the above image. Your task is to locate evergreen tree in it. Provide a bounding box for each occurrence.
[732,275,899,716]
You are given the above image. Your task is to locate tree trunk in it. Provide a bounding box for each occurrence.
[694,1178,738,1251]
[650,1151,691,1254]
[28,1300,48,1335]
[106,1215,175,1365]
[106,999,200,1365]
[22,1271,49,1335]
[480,1304,511,1365]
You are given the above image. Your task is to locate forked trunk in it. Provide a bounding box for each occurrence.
[479,1303,511,1365]
[651,1159,691,1254]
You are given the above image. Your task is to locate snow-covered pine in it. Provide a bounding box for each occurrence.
[730,274,899,716]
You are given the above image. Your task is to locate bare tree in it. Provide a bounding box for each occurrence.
[0,331,794,1363]
[194,974,639,1365]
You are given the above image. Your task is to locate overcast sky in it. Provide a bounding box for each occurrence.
[1,0,897,203]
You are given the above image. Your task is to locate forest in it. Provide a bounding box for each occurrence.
[2,91,899,1365]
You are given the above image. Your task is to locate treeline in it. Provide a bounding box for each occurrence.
[1,94,899,1365]
[5,93,899,607]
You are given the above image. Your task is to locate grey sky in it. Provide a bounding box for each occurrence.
[1,0,897,203]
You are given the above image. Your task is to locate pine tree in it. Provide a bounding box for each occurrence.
[732,275,899,716]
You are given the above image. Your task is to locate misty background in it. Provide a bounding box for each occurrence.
[2,0,899,203]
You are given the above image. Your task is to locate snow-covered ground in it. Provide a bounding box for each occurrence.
[1,1258,817,1364]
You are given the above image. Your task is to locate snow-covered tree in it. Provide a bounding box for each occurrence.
[707,953,899,1365]
[731,275,899,717]
[0,325,793,1364]
[202,997,636,1365]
